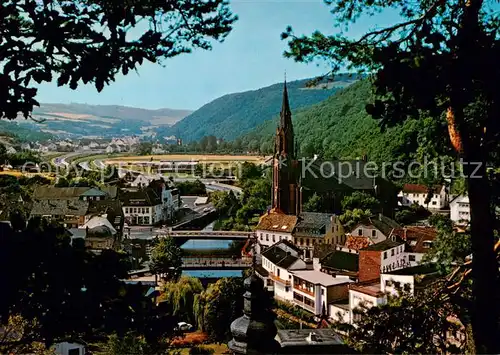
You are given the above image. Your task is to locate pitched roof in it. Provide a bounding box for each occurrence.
[362,239,403,251]
[351,214,400,237]
[450,194,469,205]
[345,236,371,251]
[256,212,297,233]
[305,160,379,191]
[33,186,117,200]
[120,187,161,206]
[30,200,89,216]
[262,241,301,269]
[33,187,90,200]
[402,183,443,194]
[84,216,117,235]
[320,250,359,272]
[80,188,107,197]
[385,263,439,276]
[294,212,332,237]
[312,243,338,259]
[391,226,437,254]
[99,186,118,199]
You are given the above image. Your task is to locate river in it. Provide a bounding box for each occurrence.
[180,222,244,278]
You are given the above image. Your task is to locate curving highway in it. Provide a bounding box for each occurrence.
[55,152,243,194]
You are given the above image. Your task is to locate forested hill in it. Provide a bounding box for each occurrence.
[158,74,360,142]
[240,80,425,163]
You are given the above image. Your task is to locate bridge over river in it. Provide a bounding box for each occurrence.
[126,228,255,242]
[182,257,252,270]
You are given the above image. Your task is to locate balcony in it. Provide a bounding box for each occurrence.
[296,302,315,313]
[293,284,315,297]
[269,273,291,286]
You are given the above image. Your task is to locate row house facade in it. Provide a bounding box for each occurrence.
[259,240,354,317]
[255,210,344,259]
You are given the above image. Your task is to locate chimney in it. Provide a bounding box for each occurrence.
[305,259,313,270]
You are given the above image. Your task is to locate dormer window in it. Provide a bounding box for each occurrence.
[281,225,287,230]
[423,241,433,248]
[272,225,279,228]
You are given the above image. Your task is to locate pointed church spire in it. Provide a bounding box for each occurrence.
[280,78,292,129]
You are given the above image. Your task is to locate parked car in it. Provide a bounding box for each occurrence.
[176,322,193,332]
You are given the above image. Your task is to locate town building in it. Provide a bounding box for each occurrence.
[291,270,353,316]
[261,240,306,300]
[398,183,448,209]
[228,264,353,354]
[317,246,359,280]
[31,187,124,251]
[345,214,401,250]
[81,216,119,251]
[31,187,121,229]
[390,226,437,266]
[293,212,345,258]
[358,239,406,281]
[330,263,439,325]
[256,211,344,258]
[449,194,470,225]
[301,158,399,215]
[255,212,297,252]
[121,188,163,226]
[121,176,179,225]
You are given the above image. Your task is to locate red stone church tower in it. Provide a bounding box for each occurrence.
[272,81,301,215]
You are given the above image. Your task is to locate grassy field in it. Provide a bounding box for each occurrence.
[0,171,55,179]
[106,154,267,163]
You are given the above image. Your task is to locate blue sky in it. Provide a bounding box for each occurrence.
[35,0,399,111]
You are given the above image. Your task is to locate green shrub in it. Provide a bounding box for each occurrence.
[189,345,215,354]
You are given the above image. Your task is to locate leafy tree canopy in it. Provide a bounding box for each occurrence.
[1,0,236,120]
[149,237,183,281]
[341,191,380,212]
[193,277,244,343]
[303,192,322,212]
[161,276,203,326]
[282,1,500,350]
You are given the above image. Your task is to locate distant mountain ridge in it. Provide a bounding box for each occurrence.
[240,80,425,163]
[158,74,361,142]
[11,103,192,139]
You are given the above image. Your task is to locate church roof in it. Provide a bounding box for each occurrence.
[303,160,382,191]
[256,212,297,233]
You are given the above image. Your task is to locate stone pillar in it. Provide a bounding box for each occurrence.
[228,273,280,355]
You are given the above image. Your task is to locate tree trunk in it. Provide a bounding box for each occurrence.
[446,106,499,353]
[462,155,499,354]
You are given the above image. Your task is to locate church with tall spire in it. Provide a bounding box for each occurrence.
[271,80,301,215]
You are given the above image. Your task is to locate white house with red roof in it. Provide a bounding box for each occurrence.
[398,183,448,209]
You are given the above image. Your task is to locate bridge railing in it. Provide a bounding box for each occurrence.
[171,231,255,237]
[182,257,252,267]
